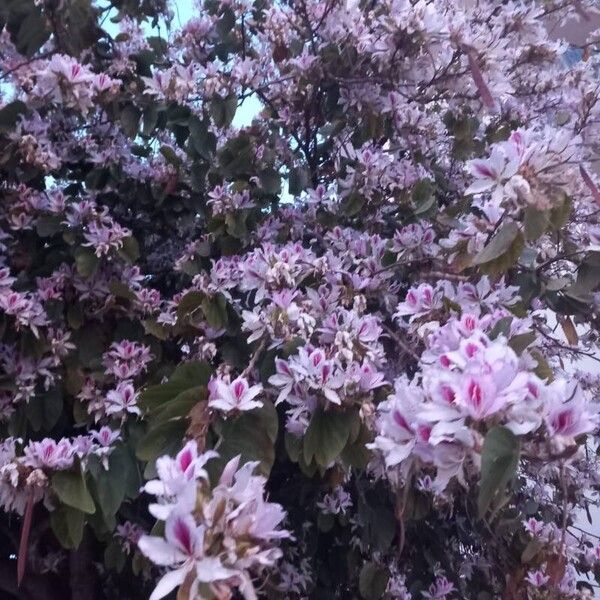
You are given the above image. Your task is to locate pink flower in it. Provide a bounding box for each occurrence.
[395,283,443,321]
[544,382,596,441]
[393,222,437,255]
[71,435,94,457]
[268,358,296,405]
[115,521,143,554]
[208,376,263,414]
[295,347,344,405]
[106,382,140,417]
[525,570,549,588]
[523,518,544,536]
[102,340,152,380]
[355,362,386,392]
[456,375,507,421]
[368,379,433,468]
[422,576,455,599]
[23,438,74,470]
[143,443,217,519]
[465,145,520,201]
[91,426,121,447]
[93,73,120,94]
[139,512,230,600]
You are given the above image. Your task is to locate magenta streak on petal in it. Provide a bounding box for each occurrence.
[178,449,193,472]
[173,518,193,555]
[393,410,411,431]
[473,163,495,178]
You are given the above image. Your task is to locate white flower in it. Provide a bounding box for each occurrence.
[465,145,520,202]
[208,376,263,414]
[106,381,140,416]
[144,442,217,519]
[139,512,236,600]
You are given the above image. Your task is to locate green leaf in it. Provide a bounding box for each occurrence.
[109,281,136,302]
[170,360,212,387]
[218,134,254,178]
[136,419,188,462]
[0,101,27,133]
[26,388,63,432]
[549,193,572,231]
[544,277,570,292]
[142,104,159,136]
[90,447,129,520]
[473,222,520,265]
[531,349,553,381]
[104,539,126,573]
[340,423,372,470]
[59,0,100,54]
[508,331,536,355]
[188,116,216,159]
[84,167,109,190]
[342,191,364,217]
[131,144,150,158]
[14,8,51,57]
[142,318,170,340]
[73,323,105,369]
[36,215,63,237]
[224,211,248,239]
[317,512,335,532]
[523,207,550,241]
[412,179,435,215]
[303,408,359,468]
[288,167,309,196]
[565,262,600,301]
[521,538,543,563]
[357,492,396,551]
[284,432,302,462]
[121,104,141,138]
[119,236,140,263]
[216,6,236,37]
[50,504,85,549]
[74,248,100,278]
[176,291,204,320]
[149,387,204,424]
[160,145,182,167]
[478,426,520,518]
[201,294,229,329]
[52,470,96,514]
[488,316,512,340]
[143,369,208,413]
[212,401,278,477]
[140,380,197,412]
[147,36,168,56]
[359,563,389,600]
[166,104,191,126]
[210,94,237,128]
[259,169,281,195]
[472,222,524,275]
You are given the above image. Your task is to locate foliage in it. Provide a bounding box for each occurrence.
[1,0,600,599]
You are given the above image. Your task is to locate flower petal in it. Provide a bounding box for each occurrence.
[138,535,184,566]
[149,567,189,600]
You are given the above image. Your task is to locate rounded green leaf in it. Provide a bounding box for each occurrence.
[478,426,520,518]
[52,469,96,515]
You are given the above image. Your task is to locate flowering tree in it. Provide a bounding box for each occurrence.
[3,0,600,598]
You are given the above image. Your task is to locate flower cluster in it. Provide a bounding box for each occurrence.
[0,428,120,514]
[2,0,600,596]
[138,442,290,600]
[370,307,597,493]
[32,54,120,114]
